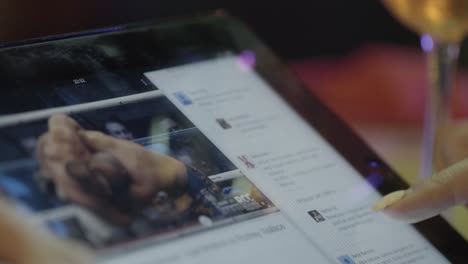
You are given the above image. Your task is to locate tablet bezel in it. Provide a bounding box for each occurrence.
[0,12,467,262]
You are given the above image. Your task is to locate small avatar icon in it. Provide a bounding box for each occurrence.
[337,255,356,264]
[216,118,232,130]
[173,92,193,105]
[238,155,255,169]
[308,210,326,223]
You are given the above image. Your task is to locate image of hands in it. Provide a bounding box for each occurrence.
[0,96,276,252]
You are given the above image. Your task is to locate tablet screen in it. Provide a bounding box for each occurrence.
[0,19,457,263]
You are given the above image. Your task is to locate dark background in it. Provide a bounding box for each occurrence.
[0,0,419,59]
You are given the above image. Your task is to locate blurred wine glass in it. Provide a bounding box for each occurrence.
[383,0,468,177]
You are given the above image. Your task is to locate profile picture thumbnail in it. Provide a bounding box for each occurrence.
[216,118,232,130]
[173,92,193,106]
[308,210,326,223]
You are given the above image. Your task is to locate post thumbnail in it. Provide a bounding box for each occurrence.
[0,96,276,251]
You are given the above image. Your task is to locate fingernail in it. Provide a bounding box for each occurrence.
[372,190,407,211]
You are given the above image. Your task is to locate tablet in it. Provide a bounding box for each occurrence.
[0,12,466,263]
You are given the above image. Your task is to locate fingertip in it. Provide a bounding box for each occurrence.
[49,114,68,121]
[372,186,450,223]
[48,114,69,127]
[372,190,407,212]
[48,114,80,130]
[49,125,75,142]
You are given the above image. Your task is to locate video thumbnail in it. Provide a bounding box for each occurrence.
[0,96,276,252]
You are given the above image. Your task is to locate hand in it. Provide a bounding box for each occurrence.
[372,159,468,223]
[78,129,188,201]
[443,122,468,167]
[36,114,94,205]
[0,199,94,264]
[372,122,468,223]
[37,114,188,223]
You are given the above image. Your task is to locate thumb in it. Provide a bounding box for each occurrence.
[78,131,117,152]
[372,159,468,223]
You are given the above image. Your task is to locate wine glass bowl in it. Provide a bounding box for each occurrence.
[384,0,468,43]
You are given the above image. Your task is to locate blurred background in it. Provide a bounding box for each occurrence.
[1,0,467,238]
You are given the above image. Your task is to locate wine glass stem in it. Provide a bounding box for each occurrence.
[420,42,460,178]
